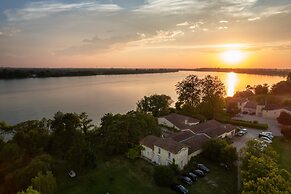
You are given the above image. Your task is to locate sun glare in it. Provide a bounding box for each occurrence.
[221,50,245,65]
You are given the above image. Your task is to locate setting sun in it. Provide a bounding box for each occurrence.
[221,50,245,65]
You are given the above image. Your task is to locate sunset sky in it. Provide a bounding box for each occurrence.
[0,0,291,68]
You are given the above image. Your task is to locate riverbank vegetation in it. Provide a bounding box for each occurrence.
[0,68,178,79]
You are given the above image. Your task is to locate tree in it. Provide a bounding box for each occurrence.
[153,166,175,187]
[176,75,201,107]
[202,139,238,166]
[271,80,291,94]
[234,89,254,98]
[15,154,54,189]
[127,144,144,160]
[281,126,291,139]
[254,84,269,95]
[17,186,40,194]
[136,94,173,117]
[176,75,226,119]
[79,112,94,135]
[100,111,161,155]
[31,171,57,194]
[277,111,291,125]
[226,101,240,115]
[13,120,50,154]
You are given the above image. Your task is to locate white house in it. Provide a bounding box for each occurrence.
[140,120,236,169]
[158,113,199,131]
[140,135,189,169]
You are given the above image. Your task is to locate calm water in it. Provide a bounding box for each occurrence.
[0,71,284,125]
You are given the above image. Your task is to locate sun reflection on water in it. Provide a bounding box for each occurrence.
[226,72,238,97]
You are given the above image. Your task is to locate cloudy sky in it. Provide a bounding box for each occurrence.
[0,0,291,68]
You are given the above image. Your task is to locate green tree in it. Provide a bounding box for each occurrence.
[13,120,50,154]
[0,142,24,162]
[100,111,161,155]
[176,75,225,119]
[136,94,173,117]
[254,84,269,95]
[15,154,54,189]
[31,171,57,194]
[176,75,201,107]
[127,144,144,160]
[79,112,94,135]
[202,139,237,166]
[153,166,175,187]
[226,100,240,115]
[277,111,291,125]
[17,186,40,194]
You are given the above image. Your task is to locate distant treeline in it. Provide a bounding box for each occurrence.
[0,68,179,79]
[186,68,291,77]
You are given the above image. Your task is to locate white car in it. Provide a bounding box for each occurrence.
[260,136,272,144]
[260,132,274,139]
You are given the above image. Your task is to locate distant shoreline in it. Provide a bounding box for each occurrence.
[0,68,179,79]
[0,67,290,79]
[185,68,290,77]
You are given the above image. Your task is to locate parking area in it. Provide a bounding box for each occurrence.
[232,128,262,151]
[232,114,282,136]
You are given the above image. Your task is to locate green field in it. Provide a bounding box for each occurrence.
[272,137,291,172]
[56,157,238,194]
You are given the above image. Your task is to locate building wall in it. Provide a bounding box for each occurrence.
[141,144,189,169]
[158,117,180,130]
[188,149,202,161]
[218,130,236,138]
[262,109,291,119]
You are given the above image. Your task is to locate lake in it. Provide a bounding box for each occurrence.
[0,71,284,125]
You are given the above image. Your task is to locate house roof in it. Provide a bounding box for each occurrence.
[140,135,160,150]
[155,138,187,154]
[162,113,200,130]
[140,135,187,154]
[191,120,236,138]
[167,130,194,142]
[181,134,210,154]
[244,101,257,109]
[264,104,291,111]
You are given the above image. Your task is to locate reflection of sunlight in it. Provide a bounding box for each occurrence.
[226,72,237,97]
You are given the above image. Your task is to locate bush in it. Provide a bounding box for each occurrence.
[281,126,291,139]
[153,166,175,187]
[202,139,238,166]
[218,118,268,130]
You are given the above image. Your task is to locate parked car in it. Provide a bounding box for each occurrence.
[259,133,272,140]
[259,136,272,144]
[193,169,205,177]
[184,172,197,181]
[197,163,210,173]
[179,176,193,185]
[259,132,273,139]
[171,184,189,194]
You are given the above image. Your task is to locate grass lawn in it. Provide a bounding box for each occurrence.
[56,157,176,194]
[187,157,238,194]
[272,137,291,172]
[56,157,237,194]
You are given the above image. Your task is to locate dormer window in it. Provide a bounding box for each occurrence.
[158,148,161,154]
[168,152,171,159]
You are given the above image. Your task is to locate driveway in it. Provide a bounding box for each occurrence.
[232,128,262,151]
[233,114,282,136]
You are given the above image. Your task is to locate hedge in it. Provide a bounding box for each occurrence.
[218,118,268,130]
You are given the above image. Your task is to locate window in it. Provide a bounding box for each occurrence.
[158,148,161,154]
[168,152,171,159]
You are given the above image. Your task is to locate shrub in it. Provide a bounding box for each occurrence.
[281,126,291,139]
